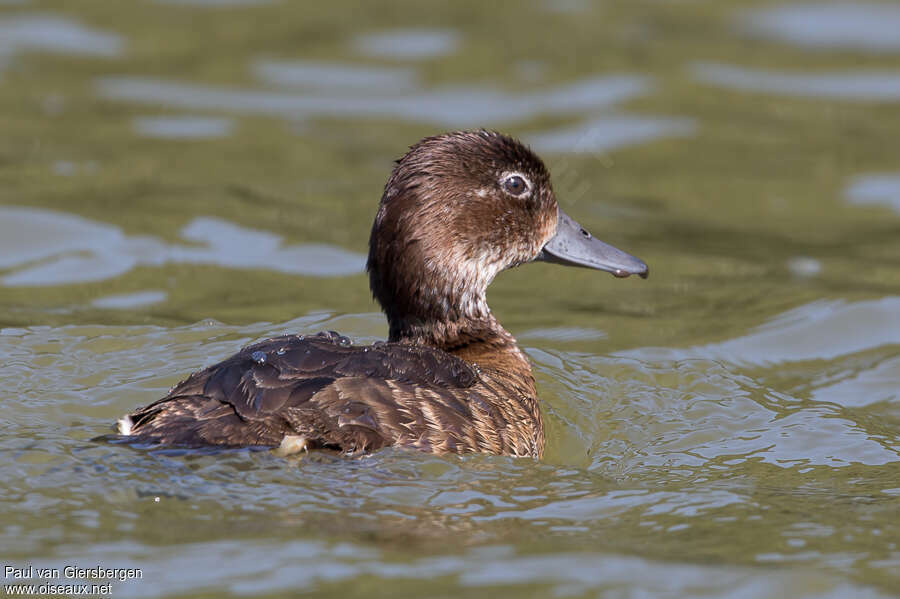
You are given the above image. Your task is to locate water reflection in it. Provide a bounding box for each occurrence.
[0,206,364,287]
[786,256,822,278]
[846,174,900,214]
[24,541,888,598]
[52,160,98,176]
[91,291,169,310]
[481,488,746,521]
[133,116,234,139]
[0,14,123,60]
[519,326,607,342]
[354,29,460,60]
[692,62,900,102]
[527,114,695,153]
[3,1,900,596]
[155,0,274,5]
[743,2,900,52]
[542,0,592,14]
[585,299,900,467]
[254,59,417,91]
[2,311,898,596]
[811,356,899,408]
[90,43,698,149]
[97,74,651,128]
[621,298,900,366]
[539,349,900,469]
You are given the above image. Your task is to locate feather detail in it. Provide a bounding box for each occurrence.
[119,330,542,457]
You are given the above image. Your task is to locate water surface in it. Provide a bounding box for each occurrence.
[1,0,899,597]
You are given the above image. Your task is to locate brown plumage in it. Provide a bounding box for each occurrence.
[117,130,648,458]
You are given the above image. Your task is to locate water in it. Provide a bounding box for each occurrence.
[692,62,900,102]
[353,28,461,60]
[1,0,899,597]
[0,14,123,58]
[0,207,365,286]
[132,116,234,139]
[741,2,900,52]
[94,74,651,128]
[847,175,900,214]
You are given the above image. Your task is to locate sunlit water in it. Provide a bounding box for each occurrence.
[2,310,899,597]
[1,0,899,597]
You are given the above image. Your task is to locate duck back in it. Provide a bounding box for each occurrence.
[123,331,543,457]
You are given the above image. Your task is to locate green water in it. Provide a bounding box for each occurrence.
[1,0,899,597]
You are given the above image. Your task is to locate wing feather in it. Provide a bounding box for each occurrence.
[122,331,498,452]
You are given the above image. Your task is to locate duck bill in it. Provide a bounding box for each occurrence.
[536,208,649,278]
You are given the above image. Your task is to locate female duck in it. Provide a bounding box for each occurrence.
[116,130,647,458]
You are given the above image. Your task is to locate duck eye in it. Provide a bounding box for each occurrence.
[502,175,529,197]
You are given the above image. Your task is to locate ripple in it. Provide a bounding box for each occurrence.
[692,62,900,102]
[2,316,899,594]
[480,488,748,522]
[354,29,460,60]
[91,291,169,310]
[96,74,650,127]
[622,298,900,365]
[787,256,823,277]
[542,0,591,14]
[811,355,900,408]
[155,0,274,5]
[0,14,123,59]
[132,115,234,139]
[533,297,900,468]
[527,114,695,153]
[253,60,417,92]
[20,541,892,598]
[0,206,364,286]
[519,327,607,342]
[846,173,900,214]
[548,353,899,468]
[742,2,900,52]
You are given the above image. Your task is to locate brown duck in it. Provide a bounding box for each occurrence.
[116,130,648,458]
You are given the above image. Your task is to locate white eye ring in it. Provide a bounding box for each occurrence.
[500,172,532,198]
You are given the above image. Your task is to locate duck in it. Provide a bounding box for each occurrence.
[116,130,648,458]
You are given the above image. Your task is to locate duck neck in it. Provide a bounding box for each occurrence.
[390,310,511,350]
[368,227,527,367]
[389,304,534,382]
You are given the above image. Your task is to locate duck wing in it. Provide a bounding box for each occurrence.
[121,331,484,453]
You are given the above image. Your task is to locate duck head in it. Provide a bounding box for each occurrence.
[367,130,648,344]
